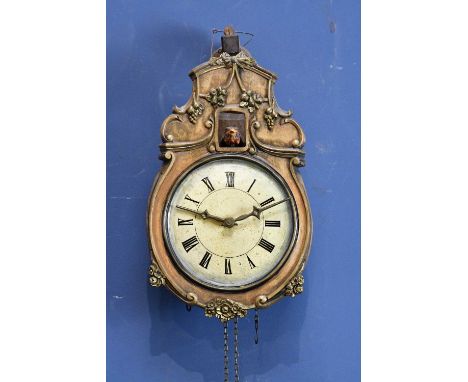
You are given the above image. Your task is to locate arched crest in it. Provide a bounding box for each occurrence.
[160,48,306,166]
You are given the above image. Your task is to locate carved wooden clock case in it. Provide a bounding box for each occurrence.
[147,29,312,323]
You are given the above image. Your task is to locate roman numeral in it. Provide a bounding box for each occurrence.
[225,258,232,274]
[225,172,235,187]
[181,236,199,253]
[202,177,215,192]
[247,255,256,269]
[260,197,275,207]
[258,238,275,253]
[199,252,212,269]
[178,218,193,226]
[184,194,200,205]
[265,220,281,227]
[247,179,256,193]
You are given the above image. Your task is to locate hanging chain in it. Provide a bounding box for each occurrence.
[223,321,229,382]
[254,308,259,344]
[222,318,241,382]
[234,317,240,382]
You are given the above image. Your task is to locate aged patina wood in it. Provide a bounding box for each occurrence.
[148,42,312,318]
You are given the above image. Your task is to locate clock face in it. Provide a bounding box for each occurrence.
[163,156,297,290]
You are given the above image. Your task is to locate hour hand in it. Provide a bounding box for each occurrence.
[233,197,291,223]
[176,205,227,224]
[233,206,261,223]
[258,197,291,213]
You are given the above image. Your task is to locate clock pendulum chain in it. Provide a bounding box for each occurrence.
[223,321,229,382]
[254,308,259,344]
[222,318,241,382]
[234,317,240,382]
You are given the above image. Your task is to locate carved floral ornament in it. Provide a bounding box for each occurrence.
[187,100,205,124]
[209,51,256,67]
[148,262,165,287]
[284,274,305,297]
[240,90,263,113]
[204,87,227,108]
[204,298,248,322]
[264,106,279,129]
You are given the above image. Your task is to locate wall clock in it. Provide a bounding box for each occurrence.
[147,26,312,381]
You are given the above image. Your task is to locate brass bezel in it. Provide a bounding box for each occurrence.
[161,154,299,292]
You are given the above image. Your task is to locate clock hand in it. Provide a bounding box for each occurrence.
[258,197,291,213]
[234,197,291,223]
[232,207,261,222]
[176,205,230,224]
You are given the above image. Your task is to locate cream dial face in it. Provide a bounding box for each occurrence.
[163,156,297,290]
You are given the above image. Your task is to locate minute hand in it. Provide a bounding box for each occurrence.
[234,197,291,222]
[176,205,226,223]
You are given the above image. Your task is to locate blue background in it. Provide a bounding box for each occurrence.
[107,1,360,381]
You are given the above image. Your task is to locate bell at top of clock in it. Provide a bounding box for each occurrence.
[160,26,305,165]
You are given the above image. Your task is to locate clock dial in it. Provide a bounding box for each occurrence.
[163,156,297,290]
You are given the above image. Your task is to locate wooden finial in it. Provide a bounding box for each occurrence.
[224,25,235,36]
[221,25,239,55]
